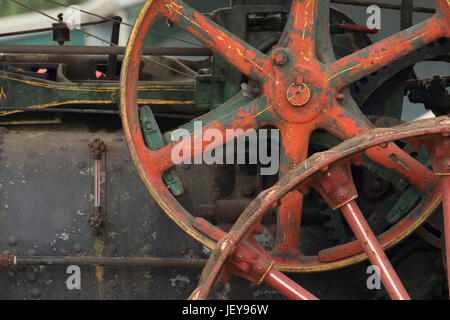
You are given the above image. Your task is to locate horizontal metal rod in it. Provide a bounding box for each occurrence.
[14,256,207,268]
[0,19,110,38]
[0,45,213,56]
[10,107,198,119]
[330,0,436,13]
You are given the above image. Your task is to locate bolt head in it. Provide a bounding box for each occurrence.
[335,188,349,200]
[253,262,265,273]
[271,48,289,66]
[443,158,450,170]
[325,169,337,180]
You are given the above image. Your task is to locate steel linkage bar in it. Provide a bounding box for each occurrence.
[330,0,436,14]
[340,201,410,300]
[0,254,207,268]
[0,19,110,38]
[264,269,318,300]
[0,44,212,56]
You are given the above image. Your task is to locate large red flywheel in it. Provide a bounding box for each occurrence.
[120,0,450,286]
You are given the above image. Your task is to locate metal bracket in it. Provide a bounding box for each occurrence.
[87,139,106,228]
[140,105,184,196]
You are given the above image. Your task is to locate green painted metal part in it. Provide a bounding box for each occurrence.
[311,131,409,191]
[310,130,429,232]
[0,70,197,115]
[140,105,184,196]
[195,5,287,109]
[386,185,421,224]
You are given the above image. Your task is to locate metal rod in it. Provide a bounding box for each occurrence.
[340,201,410,300]
[0,19,110,38]
[14,256,207,268]
[0,44,212,56]
[330,0,436,14]
[442,175,450,300]
[265,269,319,300]
[106,16,122,79]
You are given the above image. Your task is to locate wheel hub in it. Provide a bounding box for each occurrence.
[286,80,311,107]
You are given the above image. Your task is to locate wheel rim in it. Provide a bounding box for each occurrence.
[189,117,450,300]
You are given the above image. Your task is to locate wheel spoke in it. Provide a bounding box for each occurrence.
[340,201,410,300]
[162,0,272,82]
[281,0,320,62]
[319,103,437,190]
[274,125,312,255]
[150,95,270,174]
[315,0,335,64]
[325,14,448,90]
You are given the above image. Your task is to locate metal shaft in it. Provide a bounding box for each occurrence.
[0,44,212,56]
[330,0,435,13]
[442,175,450,300]
[14,256,207,268]
[340,201,410,300]
[265,269,319,300]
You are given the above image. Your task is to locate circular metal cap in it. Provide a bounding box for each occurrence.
[286,82,311,106]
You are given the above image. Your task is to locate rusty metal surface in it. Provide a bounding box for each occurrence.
[190,116,450,300]
[13,256,207,268]
[0,0,448,301]
[0,127,209,299]
[120,0,449,274]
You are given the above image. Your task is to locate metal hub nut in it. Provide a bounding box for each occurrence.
[286,81,311,107]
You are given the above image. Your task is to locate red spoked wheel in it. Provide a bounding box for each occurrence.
[188,117,450,300]
[120,0,450,272]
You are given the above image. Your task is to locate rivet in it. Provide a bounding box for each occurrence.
[7,236,18,247]
[335,189,349,200]
[108,280,117,290]
[30,287,41,299]
[443,159,450,170]
[336,94,345,103]
[25,273,37,283]
[73,243,82,253]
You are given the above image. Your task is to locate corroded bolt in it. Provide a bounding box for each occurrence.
[443,159,450,170]
[253,262,265,273]
[335,188,349,201]
[30,288,41,299]
[271,48,289,66]
[336,94,345,103]
[234,249,244,261]
[325,169,337,180]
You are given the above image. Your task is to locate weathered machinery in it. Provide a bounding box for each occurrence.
[0,0,449,300]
